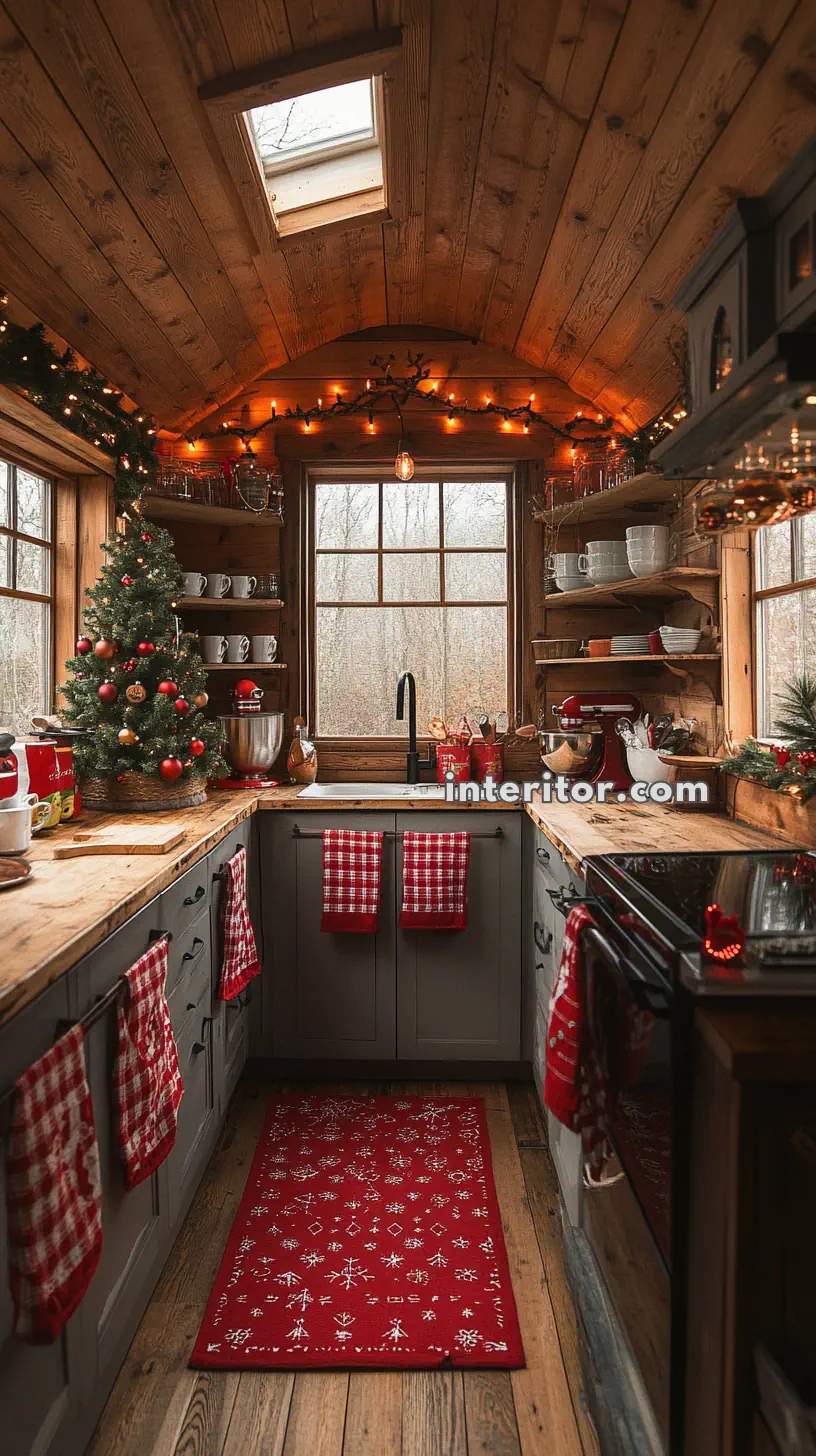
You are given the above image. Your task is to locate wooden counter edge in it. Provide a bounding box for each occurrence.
[695,1005,816,1081]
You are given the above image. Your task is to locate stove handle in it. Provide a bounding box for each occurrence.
[582,925,672,1018]
[546,884,601,917]
[534,921,553,956]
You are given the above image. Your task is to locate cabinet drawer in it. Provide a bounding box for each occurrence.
[165,907,210,1001]
[168,926,211,1037]
[533,829,581,893]
[76,900,158,1002]
[161,859,210,942]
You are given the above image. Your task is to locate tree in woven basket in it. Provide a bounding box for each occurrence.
[60,510,226,788]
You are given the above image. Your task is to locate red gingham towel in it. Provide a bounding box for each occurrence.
[399,830,470,930]
[114,939,183,1190]
[218,846,262,998]
[321,828,384,932]
[5,1025,103,1344]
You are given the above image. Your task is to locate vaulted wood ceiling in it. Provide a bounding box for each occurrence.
[0,0,814,435]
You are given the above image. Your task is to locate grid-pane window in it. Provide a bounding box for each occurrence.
[313,477,510,737]
[755,517,816,737]
[0,459,53,735]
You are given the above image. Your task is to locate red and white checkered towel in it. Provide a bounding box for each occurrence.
[218,846,262,998]
[321,828,384,932]
[114,938,183,1190]
[5,1025,103,1344]
[399,831,470,930]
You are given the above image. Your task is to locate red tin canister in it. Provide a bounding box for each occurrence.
[435,743,471,784]
[471,741,505,783]
[24,740,62,827]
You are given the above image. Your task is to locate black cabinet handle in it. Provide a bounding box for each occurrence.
[191,1041,205,1055]
[182,936,205,963]
[534,921,553,955]
[183,885,206,906]
[213,843,246,883]
[186,1001,196,1012]
[536,847,551,866]
[149,929,173,944]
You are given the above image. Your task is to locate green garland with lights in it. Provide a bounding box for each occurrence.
[0,294,158,509]
[722,675,816,803]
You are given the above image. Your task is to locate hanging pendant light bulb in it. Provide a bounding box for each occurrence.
[394,439,415,481]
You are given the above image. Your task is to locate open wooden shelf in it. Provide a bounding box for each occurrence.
[179,596,284,610]
[544,566,720,608]
[205,662,286,671]
[143,496,283,528]
[535,471,680,526]
[533,653,722,666]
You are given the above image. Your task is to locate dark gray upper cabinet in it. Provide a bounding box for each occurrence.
[395,812,521,1061]
[262,812,398,1059]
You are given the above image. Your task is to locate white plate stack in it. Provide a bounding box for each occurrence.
[610,634,651,655]
[658,626,701,654]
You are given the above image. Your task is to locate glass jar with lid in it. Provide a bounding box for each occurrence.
[234,449,285,520]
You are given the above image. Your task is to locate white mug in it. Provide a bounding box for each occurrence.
[0,796,50,854]
[205,573,231,598]
[182,571,206,597]
[201,634,227,663]
[547,552,583,575]
[226,634,250,663]
[250,634,278,663]
[230,575,257,599]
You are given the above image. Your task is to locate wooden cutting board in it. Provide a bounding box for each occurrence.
[52,823,188,858]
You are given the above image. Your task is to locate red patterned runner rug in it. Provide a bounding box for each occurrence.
[191,1094,524,1370]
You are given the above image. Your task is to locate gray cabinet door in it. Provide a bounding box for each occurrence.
[210,817,258,1109]
[395,812,521,1061]
[262,812,397,1059]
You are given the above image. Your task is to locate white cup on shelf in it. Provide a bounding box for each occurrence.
[250,634,278,663]
[181,571,206,597]
[205,572,231,598]
[230,575,257,599]
[225,634,250,663]
[200,634,228,663]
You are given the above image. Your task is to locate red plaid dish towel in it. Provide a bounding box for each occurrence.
[399,831,470,930]
[321,828,384,932]
[5,1025,103,1343]
[218,846,262,998]
[543,905,610,1171]
[114,938,183,1190]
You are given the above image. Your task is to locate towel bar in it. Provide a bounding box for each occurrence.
[292,825,504,840]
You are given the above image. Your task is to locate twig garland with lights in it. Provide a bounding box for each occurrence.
[185,352,686,474]
[0,292,158,508]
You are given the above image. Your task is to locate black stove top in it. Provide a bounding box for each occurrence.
[586,851,816,994]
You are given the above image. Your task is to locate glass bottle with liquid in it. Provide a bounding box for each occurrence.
[288,716,317,785]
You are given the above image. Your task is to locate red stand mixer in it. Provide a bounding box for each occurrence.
[540,691,642,793]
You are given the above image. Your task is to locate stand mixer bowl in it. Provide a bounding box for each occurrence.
[218,712,284,779]
[539,726,604,777]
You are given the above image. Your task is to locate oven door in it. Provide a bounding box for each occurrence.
[581,922,673,1447]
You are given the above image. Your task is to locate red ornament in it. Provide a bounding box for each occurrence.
[140,532,152,542]
[159,757,183,782]
[121,575,133,586]
[94,638,116,660]
[76,636,92,655]
[123,658,136,672]
[157,680,178,699]
[137,641,155,657]
[798,750,816,772]
[174,697,190,716]
[190,738,205,756]
[98,682,118,703]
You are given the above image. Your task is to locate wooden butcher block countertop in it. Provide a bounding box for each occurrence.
[0,785,794,1026]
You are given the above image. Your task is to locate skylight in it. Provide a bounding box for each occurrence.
[250,79,376,169]
[245,77,386,237]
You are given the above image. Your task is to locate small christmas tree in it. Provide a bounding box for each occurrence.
[61,511,226,793]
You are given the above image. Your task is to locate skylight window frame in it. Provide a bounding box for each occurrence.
[253,77,380,178]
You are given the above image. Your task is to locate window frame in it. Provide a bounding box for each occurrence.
[305,466,517,745]
[0,452,56,727]
[753,517,816,739]
[255,77,379,176]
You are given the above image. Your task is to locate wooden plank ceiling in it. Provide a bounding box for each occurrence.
[0,0,814,435]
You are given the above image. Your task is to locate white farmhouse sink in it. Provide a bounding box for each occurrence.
[297,781,446,800]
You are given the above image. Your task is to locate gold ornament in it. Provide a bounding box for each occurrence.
[126,682,147,704]
[118,727,139,745]
[193,691,209,709]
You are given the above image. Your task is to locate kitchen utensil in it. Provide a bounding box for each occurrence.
[230,575,257,598]
[218,712,285,779]
[0,797,50,853]
[0,856,32,890]
[540,727,604,777]
[225,634,250,664]
[205,573,231,598]
[588,639,612,656]
[515,724,537,738]
[532,638,582,660]
[614,717,640,750]
[653,714,673,747]
[52,824,187,858]
[250,634,278,663]
[201,634,228,663]
[428,718,448,742]
[182,571,207,597]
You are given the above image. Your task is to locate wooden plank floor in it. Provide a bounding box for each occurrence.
[89,1080,598,1456]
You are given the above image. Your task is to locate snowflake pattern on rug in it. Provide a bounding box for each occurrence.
[190,1095,524,1370]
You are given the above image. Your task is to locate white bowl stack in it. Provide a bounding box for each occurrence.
[626,524,671,578]
[610,634,651,655]
[658,626,701,654]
